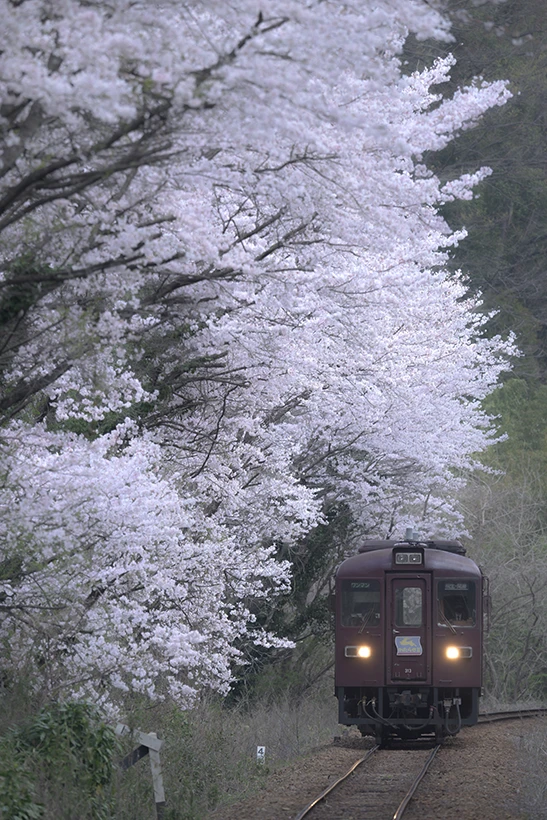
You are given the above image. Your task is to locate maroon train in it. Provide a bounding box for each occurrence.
[334,536,488,744]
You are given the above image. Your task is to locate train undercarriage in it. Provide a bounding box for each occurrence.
[337,685,480,744]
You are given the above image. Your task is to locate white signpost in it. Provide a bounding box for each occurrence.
[116,723,166,819]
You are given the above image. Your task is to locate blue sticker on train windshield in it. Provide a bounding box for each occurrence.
[395,636,423,655]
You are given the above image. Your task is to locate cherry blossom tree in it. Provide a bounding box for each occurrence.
[0,0,512,708]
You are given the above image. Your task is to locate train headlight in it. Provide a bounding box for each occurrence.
[446,646,473,660]
[395,551,422,565]
[345,645,372,658]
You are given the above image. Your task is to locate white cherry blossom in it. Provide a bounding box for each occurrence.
[0,0,512,708]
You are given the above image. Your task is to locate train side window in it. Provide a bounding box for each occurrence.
[341,580,381,626]
[395,586,423,626]
[438,581,476,626]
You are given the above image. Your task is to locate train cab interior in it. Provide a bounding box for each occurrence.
[341,581,381,627]
[437,582,476,627]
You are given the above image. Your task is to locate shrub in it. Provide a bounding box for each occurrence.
[0,701,119,820]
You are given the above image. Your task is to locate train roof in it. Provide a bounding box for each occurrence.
[336,540,481,578]
[357,539,466,555]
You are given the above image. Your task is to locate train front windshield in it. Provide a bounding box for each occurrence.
[438,580,476,626]
[341,580,381,626]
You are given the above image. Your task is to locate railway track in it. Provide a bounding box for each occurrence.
[292,742,441,820]
[291,708,547,820]
[478,706,547,723]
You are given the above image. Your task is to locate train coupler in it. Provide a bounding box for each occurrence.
[389,690,423,709]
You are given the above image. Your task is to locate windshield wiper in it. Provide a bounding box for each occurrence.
[358,609,374,633]
[438,606,456,633]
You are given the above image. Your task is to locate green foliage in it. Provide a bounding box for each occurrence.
[527,671,547,700]
[0,756,43,820]
[0,254,59,329]
[0,702,119,820]
[406,0,547,375]
[482,378,547,473]
[50,400,156,439]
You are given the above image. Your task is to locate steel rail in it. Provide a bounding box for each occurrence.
[391,744,441,820]
[478,707,547,724]
[291,745,379,820]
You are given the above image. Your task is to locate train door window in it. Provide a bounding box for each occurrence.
[395,586,422,626]
[438,581,476,626]
[341,580,381,626]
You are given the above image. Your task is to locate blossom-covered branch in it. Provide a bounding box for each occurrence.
[0,0,512,709]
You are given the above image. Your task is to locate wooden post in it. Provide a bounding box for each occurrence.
[116,723,166,819]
